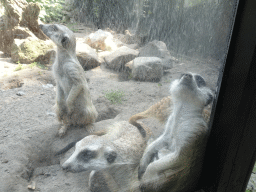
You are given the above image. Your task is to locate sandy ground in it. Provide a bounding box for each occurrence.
[0,28,220,192]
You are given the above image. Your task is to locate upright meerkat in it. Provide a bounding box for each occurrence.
[39,24,98,137]
[137,73,214,192]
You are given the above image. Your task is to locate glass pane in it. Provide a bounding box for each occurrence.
[0,0,238,191]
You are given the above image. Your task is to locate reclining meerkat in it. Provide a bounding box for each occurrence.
[137,73,214,192]
[129,74,212,128]
[61,120,151,192]
[39,24,98,137]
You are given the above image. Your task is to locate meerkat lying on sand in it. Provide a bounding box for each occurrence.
[61,120,151,192]
[39,24,98,137]
[136,73,213,192]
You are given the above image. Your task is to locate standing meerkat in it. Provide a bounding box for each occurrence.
[39,24,98,137]
[137,73,214,192]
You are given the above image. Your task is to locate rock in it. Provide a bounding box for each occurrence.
[11,38,54,64]
[0,29,14,55]
[16,91,25,96]
[27,181,36,190]
[126,44,139,50]
[20,2,48,40]
[104,46,139,71]
[131,57,163,81]
[76,43,100,70]
[13,26,36,39]
[85,29,117,51]
[34,49,56,64]
[139,40,178,69]
[42,84,53,89]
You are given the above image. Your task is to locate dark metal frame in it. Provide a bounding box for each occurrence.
[200,0,256,191]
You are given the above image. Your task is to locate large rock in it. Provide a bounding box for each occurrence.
[11,38,54,64]
[76,43,100,70]
[0,29,14,55]
[139,40,178,69]
[20,2,48,40]
[104,46,139,71]
[85,29,117,51]
[13,26,36,39]
[131,57,163,81]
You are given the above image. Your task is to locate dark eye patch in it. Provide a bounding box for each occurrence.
[104,151,117,164]
[195,75,206,87]
[77,150,97,162]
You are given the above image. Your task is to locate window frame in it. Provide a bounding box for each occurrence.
[199,0,256,191]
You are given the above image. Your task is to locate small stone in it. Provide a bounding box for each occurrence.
[16,91,25,96]
[47,112,56,117]
[2,159,8,163]
[42,84,53,89]
[27,181,36,190]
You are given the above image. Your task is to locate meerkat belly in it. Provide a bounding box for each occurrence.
[59,76,72,100]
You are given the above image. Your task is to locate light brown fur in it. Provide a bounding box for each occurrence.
[129,96,211,127]
[40,24,98,137]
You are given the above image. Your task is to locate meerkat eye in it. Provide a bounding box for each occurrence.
[195,75,206,87]
[77,150,97,162]
[104,151,117,164]
[61,36,68,44]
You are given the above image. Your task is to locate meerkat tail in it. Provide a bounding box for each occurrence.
[129,96,172,126]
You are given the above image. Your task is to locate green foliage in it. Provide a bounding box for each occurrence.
[26,0,65,23]
[28,62,48,70]
[104,90,124,104]
[14,64,24,71]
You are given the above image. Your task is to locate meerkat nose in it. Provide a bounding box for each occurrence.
[184,73,192,78]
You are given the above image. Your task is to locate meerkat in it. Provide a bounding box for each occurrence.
[137,73,214,192]
[61,120,151,192]
[39,24,98,137]
[129,73,213,127]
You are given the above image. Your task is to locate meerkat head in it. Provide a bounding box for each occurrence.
[170,73,213,107]
[39,24,76,52]
[62,135,118,173]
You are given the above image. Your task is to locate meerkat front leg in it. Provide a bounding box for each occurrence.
[138,135,167,179]
[66,84,83,114]
[56,83,67,121]
[141,150,180,182]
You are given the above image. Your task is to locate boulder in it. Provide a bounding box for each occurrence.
[104,46,139,71]
[20,2,48,40]
[11,38,54,64]
[13,26,36,39]
[0,29,14,55]
[139,40,178,69]
[34,49,56,64]
[131,57,163,81]
[85,29,117,51]
[76,43,100,70]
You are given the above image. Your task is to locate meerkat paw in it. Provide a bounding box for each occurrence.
[138,151,158,180]
[58,125,68,138]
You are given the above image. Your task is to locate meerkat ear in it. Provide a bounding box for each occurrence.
[205,92,214,106]
[61,35,69,48]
